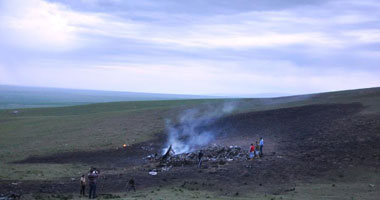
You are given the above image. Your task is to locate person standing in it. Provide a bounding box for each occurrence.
[80,175,86,196]
[255,141,260,157]
[126,178,136,192]
[88,168,99,199]
[198,150,204,168]
[249,143,255,160]
[259,137,264,156]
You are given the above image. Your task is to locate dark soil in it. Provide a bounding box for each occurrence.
[2,103,380,197]
[13,136,167,166]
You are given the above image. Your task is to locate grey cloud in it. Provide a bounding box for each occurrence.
[1,0,380,95]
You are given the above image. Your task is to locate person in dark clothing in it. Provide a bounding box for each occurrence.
[198,150,204,168]
[80,175,86,196]
[88,168,99,199]
[255,141,259,157]
[126,178,136,192]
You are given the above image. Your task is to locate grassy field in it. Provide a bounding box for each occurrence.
[1,87,380,199]
[0,99,224,181]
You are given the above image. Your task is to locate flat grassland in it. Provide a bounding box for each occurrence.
[1,88,380,199]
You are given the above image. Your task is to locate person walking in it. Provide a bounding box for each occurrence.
[126,178,136,192]
[198,150,204,168]
[259,137,264,156]
[80,175,86,196]
[249,143,255,160]
[88,168,99,199]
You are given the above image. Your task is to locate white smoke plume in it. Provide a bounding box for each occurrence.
[163,101,237,154]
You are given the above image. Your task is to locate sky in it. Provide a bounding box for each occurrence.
[0,0,380,96]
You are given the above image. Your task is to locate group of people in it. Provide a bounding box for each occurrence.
[196,137,265,168]
[249,137,264,160]
[80,167,136,199]
[80,167,100,199]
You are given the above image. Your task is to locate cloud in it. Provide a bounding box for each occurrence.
[1,0,379,51]
[0,0,94,50]
[0,0,141,51]
[344,29,380,43]
[0,0,380,95]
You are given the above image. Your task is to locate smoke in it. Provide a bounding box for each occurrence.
[163,101,237,154]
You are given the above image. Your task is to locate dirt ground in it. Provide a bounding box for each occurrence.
[2,103,380,199]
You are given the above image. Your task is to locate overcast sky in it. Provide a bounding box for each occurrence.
[0,0,380,96]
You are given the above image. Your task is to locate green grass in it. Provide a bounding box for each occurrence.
[0,99,226,180]
[0,100,222,161]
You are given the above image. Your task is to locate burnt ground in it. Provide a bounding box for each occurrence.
[2,103,380,197]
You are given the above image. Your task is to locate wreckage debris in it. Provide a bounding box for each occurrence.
[149,171,157,176]
[149,145,248,171]
[162,144,175,161]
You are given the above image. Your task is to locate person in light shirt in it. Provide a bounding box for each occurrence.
[259,137,264,156]
[79,174,86,196]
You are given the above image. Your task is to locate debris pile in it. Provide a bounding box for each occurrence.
[152,145,248,170]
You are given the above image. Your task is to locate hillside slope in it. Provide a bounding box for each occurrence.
[0,85,212,109]
[1,87,380,199]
